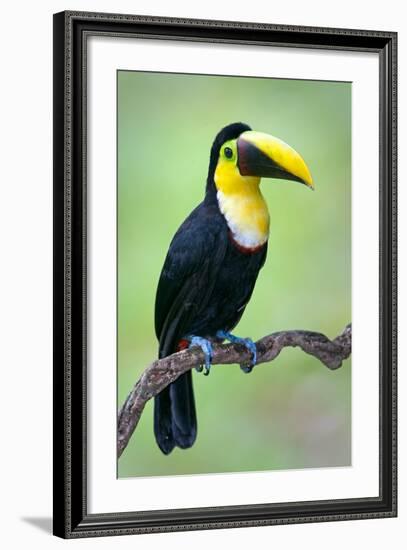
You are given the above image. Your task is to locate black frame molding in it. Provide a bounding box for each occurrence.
[53,10,397,538]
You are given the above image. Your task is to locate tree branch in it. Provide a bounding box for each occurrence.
[117,323,351,458]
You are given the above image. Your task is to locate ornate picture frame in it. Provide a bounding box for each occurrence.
[53,11,397,538]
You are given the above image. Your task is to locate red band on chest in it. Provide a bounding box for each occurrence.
[228,231,266,255]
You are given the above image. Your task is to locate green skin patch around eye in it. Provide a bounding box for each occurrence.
[221,139,238,162]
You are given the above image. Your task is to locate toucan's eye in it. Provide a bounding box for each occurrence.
[224,147,233,159]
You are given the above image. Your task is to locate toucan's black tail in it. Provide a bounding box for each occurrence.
[153,370,197,454]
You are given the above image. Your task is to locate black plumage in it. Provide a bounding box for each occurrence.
[154,123,268,455]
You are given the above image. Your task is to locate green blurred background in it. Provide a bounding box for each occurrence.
[117,71,351,478]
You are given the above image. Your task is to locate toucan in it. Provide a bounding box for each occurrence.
[154,122,313,454]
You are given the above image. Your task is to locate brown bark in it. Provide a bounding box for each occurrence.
[118,324,351,457]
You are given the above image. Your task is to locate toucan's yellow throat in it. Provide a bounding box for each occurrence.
[214,129,313,250]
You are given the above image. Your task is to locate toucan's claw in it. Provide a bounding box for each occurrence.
[216,330,257,373]
[241,364,254,374]
[187,336,213,375]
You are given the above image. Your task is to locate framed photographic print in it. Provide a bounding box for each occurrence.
[53,11,397,538]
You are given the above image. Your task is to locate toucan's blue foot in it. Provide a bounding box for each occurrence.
[216,330,257,373]
[187,336,214,376]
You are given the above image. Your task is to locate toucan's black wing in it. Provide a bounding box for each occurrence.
[154,201,227,454]
[155,201,228,358]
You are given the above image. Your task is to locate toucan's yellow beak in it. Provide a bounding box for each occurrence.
[237,130,314,189]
